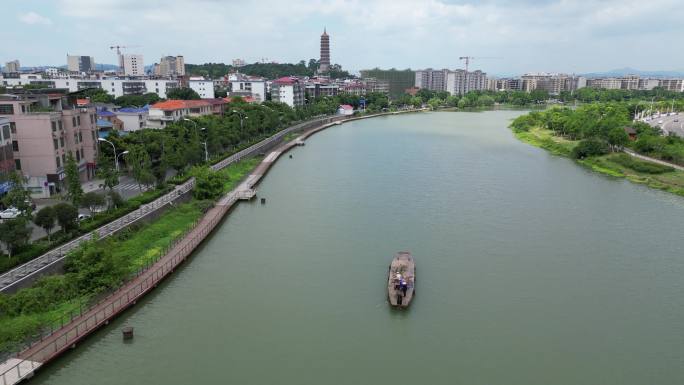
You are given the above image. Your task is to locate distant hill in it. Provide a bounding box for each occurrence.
[582,67,684,78]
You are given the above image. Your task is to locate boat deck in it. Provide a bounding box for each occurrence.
[388,252,415,307]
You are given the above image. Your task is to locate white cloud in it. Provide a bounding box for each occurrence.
[19,11,53,25]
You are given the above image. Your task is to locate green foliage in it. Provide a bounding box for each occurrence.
[186,60,352,80]
[127,145,155,190]
[114,93,160,107]
[79,88,114,104]
[64,154,83,206]
[572,139,610,159]
[611,154,674,174]
[191,166,225,200]
[33,207,56,241]
[96,154,119,191]
[1,171,33,217]
[54,202,78,233]
[0,219,31,257]
[166,87,201,100]
[80,192,106,214]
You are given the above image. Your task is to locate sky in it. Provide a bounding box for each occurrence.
[3,0,683,76]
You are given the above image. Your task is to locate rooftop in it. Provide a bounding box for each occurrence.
[150,99,211,111]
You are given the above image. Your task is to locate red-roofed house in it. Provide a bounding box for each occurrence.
[147,100,212,128]
[271,77,304,107]
[208,98,228,115]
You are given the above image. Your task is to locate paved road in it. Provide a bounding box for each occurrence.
[643,112,683,137]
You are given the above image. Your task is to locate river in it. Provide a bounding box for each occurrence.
[31,111,684,385]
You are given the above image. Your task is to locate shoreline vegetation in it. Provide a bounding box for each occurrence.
[0,157,261,354]
[513,126,684,197]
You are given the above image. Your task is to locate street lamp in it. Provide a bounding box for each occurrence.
[97,137,119,172]
[117,150,129,168]
[232,110,248,131]
[183,118,209,162]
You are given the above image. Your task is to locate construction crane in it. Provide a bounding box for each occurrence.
[109,45,141,74]
[458,56,501,72]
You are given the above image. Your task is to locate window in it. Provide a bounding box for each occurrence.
[14,159,21,170]
[52,121,57,132]
[72,117,76,127]
[77,116,81,126]
[60,137,65,147]
[62,154,66,164]
[91,131,95,141]
[74,133,78,143]
[12,141,18,151]
[139,122,143,128]
[9,122,16,134]
[79,132,83,142]
[76,150,80,162]
[53,139,58,149]
[21,105,26,113]
[58,121,63,130]
[80,148,84,159]
[56,157,61,168]
[2,124,10,140]
[0,104,14,114]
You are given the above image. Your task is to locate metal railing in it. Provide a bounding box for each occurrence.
[0,116,340,293]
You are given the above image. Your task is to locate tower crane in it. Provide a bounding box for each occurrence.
[458,56,501,72]
[109,45,141,74]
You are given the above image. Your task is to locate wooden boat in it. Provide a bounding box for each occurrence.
[387,251,415,307]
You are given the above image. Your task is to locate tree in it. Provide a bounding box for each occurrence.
[191,166,225,200]
[107,191,124,210]
[2,171,33,217]
[0,218,31,257]
[96,154,119,191]
[571,139,610,159]
[607,127,629,151]
[81,192,106,215]
[64,153,83,206]
[127,145,155,191]
[54,202,79,233]
[166,87,201,100]
[33,206,57,241]
[427,97,442,110]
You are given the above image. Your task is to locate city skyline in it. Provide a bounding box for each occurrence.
[3,0,683,75]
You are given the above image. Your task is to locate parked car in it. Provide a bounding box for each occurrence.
[78,213,91,222]
[0,207,22,220]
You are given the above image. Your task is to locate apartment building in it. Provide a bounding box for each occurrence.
[3,60,20,74]
[188,77,215,99]
[0,92,99,196]
[67,55,96,73]
[304,78,339,99]
[153,55,185,77]
[0,74,179,98]
[147,100,213,128]
[0,117,15,194]
[271,77,304,107]
[414,69,450,91]
[116,107,149,131]
[227,73,267,102]
[446,70,487,95]
[123,54,145,76]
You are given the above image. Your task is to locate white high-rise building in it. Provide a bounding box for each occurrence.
[446,70,487,95]
[123,54,144,76]
[3,60,20,73]
[154,55,185,77]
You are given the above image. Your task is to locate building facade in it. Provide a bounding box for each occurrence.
[3,60,20,73]
[0,117,15,194]
[154,55,185,77]
[116,107,149,132]
[271,77,304,107]
[227,73,267,103]
[415,69,450,91]
[67,55,96,73]
[188,77,215,99]
[446,70,487,95]
[0,75,179,99]
[147,100,213,128]
[0,92,99,197]
[123,54,144,77]
[359,69,415,98]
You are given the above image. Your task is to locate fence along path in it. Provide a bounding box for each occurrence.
[0,116,342,293]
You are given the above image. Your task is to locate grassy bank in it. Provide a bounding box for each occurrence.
[513,126,684,197]
[0,157,260,354]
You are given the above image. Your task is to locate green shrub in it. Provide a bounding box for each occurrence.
[612,154,674,174]
[572,139,610,159]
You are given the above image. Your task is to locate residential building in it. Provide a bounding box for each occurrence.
[446,69,487,95]
[319,28,331,74]
[496,78,524,91]
[659,79,684,92]
[638,78,659,90]
[0,117,15,194]
[0,91,99,197]
[359,69,415,98]
[521,73,568,95]
[154,55,185,77]
[414,69,449,91]
[67,55,96,73]
[147,100,212,128]
[227,73,267,102]
[208,98,228,115]
[337,105,354,115]
[564,76,587,92]
[586,77,622,90]
[123,54,144,76]
[3,60,20,73]
[188,77,215,99]
[232,59,246,67]
[304,78,339,99]
[116,107,149,132]
[339,78,389,96]
[0,74,179,98]
[271,77,304,107]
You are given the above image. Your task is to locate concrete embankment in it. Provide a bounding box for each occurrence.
[0,109,424,384]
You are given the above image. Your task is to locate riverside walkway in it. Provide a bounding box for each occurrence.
[0,109,424,385]
[0,115,343,294]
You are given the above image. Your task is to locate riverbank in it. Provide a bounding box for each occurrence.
[513,126,684,197]
[0,109,425,384]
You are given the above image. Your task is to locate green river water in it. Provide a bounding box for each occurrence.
[32,111,684,385]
